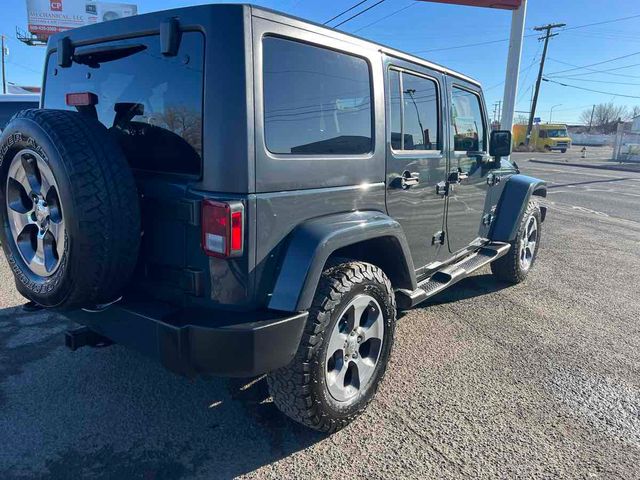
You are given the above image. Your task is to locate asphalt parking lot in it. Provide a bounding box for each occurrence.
[0,148,639,479]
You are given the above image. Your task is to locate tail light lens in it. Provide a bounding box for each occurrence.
[201,200,244,258]
[65,92,98,106]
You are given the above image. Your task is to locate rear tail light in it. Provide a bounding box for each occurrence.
[65,92,98,107]
[201,200,244,258]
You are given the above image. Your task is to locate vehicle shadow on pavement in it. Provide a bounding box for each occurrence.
[0,306,324,479]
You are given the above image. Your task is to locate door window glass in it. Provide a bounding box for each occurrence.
[388,69,440,151]
[263,36,373,155]
[451,87,486,152]
[389,69,402,150]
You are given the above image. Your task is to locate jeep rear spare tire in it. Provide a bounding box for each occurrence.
[0,109,141,309]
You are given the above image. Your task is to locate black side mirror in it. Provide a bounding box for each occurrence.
[489,130,512,159]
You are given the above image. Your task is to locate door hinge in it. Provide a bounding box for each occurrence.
[487,173,502,187]
[482,213,494,226]
[432,230,445,245]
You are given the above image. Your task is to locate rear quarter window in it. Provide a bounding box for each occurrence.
[262,36,373,156]
[43,32,204,176]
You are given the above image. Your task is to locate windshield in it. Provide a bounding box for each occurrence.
[545,129,568,138]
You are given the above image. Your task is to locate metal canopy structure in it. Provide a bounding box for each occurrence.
[416,0,527,133]
[420,0,522,9]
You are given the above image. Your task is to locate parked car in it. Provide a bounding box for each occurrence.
[0,94,40,132]
[0,4,547,432]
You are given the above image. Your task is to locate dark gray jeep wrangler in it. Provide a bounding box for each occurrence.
[0,4,546,432]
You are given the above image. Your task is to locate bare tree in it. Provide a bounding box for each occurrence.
[579,103,628,133]
[630,105,640,119]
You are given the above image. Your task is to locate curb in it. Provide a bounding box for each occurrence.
[528,159,640,173]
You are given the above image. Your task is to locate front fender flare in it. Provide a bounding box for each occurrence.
[490,174,547,242]
[268,211,416,313]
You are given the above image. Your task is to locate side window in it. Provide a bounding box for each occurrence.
[388,68,440,152]
[451,87,486,152]
[263,36,373,155]
[539,130,547,138]
[389,70,402,150]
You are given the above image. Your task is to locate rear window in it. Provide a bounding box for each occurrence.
[43,32,204,176]
[262,36,373,156]
[0,101,39,130]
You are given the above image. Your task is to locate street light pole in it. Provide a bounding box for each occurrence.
[549,103,562,123]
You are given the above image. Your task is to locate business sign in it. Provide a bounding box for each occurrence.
[26,0,137,40]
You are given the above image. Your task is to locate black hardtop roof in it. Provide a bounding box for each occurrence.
[46,3,480,87]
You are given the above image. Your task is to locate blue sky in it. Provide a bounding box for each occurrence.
[2,0,639,123]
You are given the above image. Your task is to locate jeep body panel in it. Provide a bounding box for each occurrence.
[268,210,416,312]
[490,174,547,242]
[382,54,449,277]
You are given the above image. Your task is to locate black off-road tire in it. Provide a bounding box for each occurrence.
[267,262,396,433]
[0,109,140,308]
[491,200,542,284]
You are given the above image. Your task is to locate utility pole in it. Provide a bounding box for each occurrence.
[588,104,596,132]
[1,34,6,95]
[525,23,565,146]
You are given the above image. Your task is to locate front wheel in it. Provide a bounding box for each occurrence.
[491,201,542,284]
[560,149,567,153]
[267,261,396,433]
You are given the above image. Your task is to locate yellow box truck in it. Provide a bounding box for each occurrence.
[513,124,571,152]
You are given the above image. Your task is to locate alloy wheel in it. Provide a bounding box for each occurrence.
[325,294,384,402]
[518,215,538,272]
[5,149,65,277]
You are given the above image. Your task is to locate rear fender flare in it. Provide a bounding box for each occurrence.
[490,174,547,242]
[268,211,416,312]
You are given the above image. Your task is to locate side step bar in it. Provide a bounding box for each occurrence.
[396,242,511,310]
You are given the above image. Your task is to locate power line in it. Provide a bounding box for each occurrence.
[542,78,640,99]
[561,13,640,31]
[546,58,640,79]
[333,0,388,29]
[412,13,640,55]
[546,51,640,75]
[353,2,417,33]
[545,76,640,86]
[323,0,370,25]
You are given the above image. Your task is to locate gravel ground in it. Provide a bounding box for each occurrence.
[0,155,639,479]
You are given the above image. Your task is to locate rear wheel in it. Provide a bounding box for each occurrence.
[267,261,396,433]
[491,200,542,284]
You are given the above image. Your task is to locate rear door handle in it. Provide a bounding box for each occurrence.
[401,170,420,189]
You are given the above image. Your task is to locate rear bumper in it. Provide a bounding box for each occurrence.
[64,301,308,378]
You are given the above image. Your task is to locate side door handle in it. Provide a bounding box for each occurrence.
[448,169,469,184]
[401,170,420,189]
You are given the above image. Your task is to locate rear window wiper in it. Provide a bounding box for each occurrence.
[73,43,147,67]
